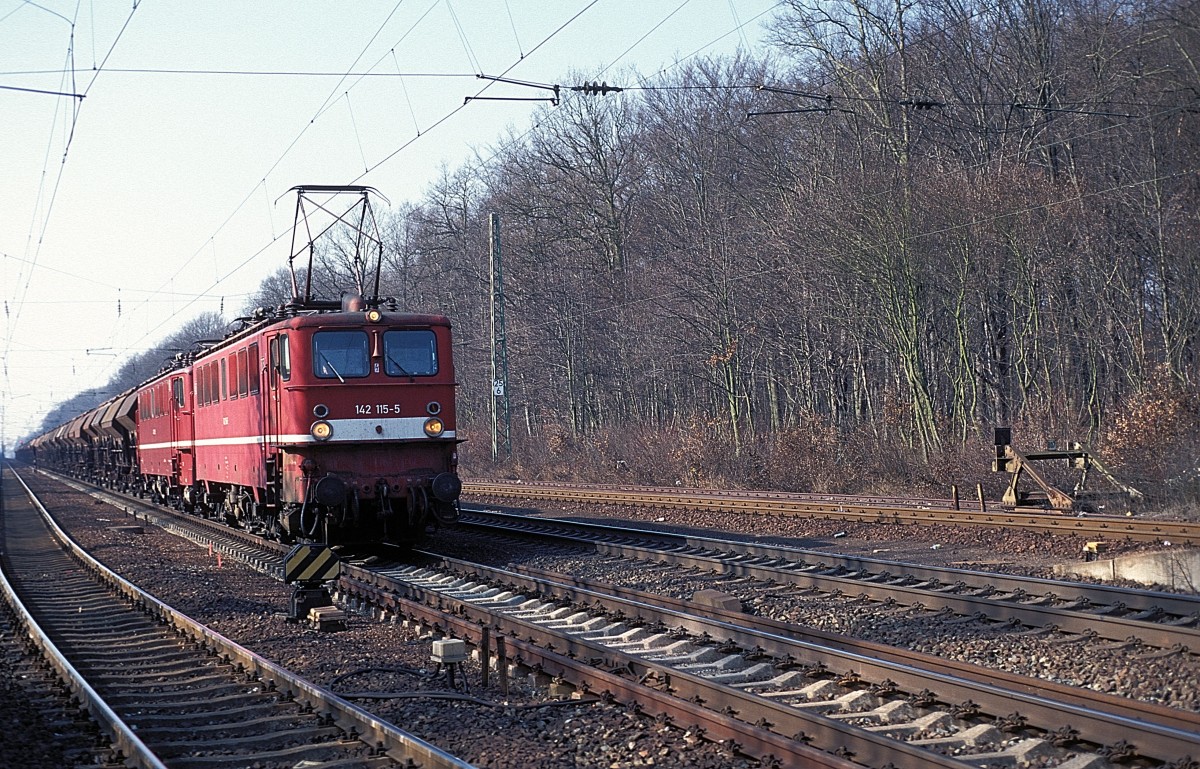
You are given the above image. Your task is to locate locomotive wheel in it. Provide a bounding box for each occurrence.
[266,512,292,544]
[216,500,237,528]
[237,493,256,524]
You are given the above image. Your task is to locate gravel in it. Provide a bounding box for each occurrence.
[0,601,100,769]
[14,479,760,769]
[442,498,1200,711]
[6,477,1196,769]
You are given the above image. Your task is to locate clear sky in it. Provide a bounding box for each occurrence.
[0,0,783,452]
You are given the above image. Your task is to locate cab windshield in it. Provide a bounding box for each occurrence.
[312,331,369,380]
[384,330,437,376]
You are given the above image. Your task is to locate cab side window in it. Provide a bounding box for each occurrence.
[248,343,260,395]
[237,349,248,397]
[280,334,291,381]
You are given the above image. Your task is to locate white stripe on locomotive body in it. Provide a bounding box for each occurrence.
[314,417,451,441]
[138,418,454,451]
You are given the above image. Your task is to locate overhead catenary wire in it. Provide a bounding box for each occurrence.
[63,2,606,398]
[721,0,1196,220]
[106,0,416,356]
[445,0,483,74]
[391,50,424,135]
[0,0,1012,381]
[3,0,142,382]
[0,83,84,97]
[20,62,1174,117]
[1,249,249,298]
[86,3,599,390]
[410,7,1199,358]
[0,67,486,77]
[352,1,602,182]
[411,9,1198,359]
[1,0,144,441]
[344,91,370,173]
[503,0,524,59]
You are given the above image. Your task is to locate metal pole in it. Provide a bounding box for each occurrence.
[488,213,512,460]
[480,626,490,689]
[496,635,509,696]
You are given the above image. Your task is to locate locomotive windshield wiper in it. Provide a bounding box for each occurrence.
[387,354,410,377]
[318,352,346,383]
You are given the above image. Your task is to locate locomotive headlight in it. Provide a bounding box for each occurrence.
[311,420,334,441]
[423,416,445,438]
[365,308,383,323]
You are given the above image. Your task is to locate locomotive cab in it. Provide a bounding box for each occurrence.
[264,308,461,546]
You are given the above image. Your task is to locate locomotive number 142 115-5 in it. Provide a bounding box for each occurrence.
[355,403,406,415]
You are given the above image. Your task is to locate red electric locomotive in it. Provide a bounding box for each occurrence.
[183,296,461,544]
[26,186,463,547]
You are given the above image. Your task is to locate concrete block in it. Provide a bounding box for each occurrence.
[1054,547,1200,591]
[692,588,743,612]
[432,638,467,663]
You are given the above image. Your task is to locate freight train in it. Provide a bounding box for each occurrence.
[19,186,462,547]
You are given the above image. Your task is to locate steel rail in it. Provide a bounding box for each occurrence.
[34,468,292,568]
[464,481,1199,544]
[0,469,167,768]
[500,559,1200,736]
[471,479,957,510]
[7,466,475,769]
[595,540,1200,650]
[462,506,1200,614]
[459,508,1200,648]
[337,565,962,769]
[26,468,857,769]
[27,469,1199,767]
[342,559,1200,768]
[42,468,1200,634]
[412,555,1200,761]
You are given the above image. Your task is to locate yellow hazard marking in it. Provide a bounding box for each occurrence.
[284,544,341,583]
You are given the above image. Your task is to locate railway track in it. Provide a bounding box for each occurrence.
[351,556,1200,768]
[0,580,104,766]
[464,480,1200,544]
[18,467,1200,768]
[0,466,472,769]
[16,467,781,767]
[456,508,1200,651]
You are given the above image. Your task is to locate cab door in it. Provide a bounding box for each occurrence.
[170,374,195,485]
[264,333,290,503]
[265,333,290,447]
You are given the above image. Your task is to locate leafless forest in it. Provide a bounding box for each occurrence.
[48,0,1200,504]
